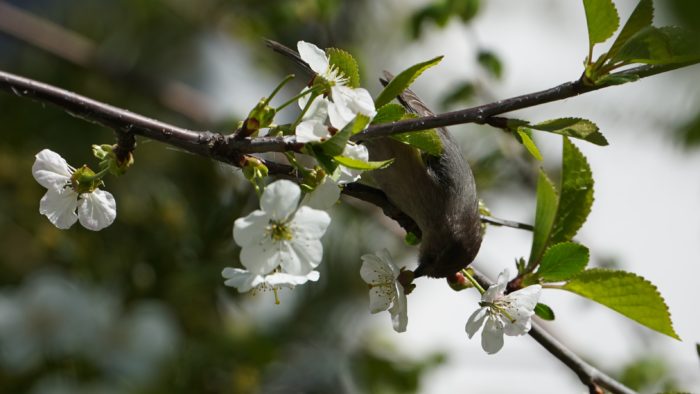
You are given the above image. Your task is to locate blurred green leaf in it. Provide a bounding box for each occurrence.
[563,269,680,339]
[538,242,589,282]
[439,81,476,108]
[375,56,443,108]
[477,50,503,79]
[534,303,555,320]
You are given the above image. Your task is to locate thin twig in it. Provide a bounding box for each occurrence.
[480,215,534,231]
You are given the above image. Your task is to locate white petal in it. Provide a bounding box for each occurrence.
[265,270,320,288]
[298,94,329,122]
[233,210,269,247]
[327,86,358,129]
[360,252,395,284]
[240,236,282,275]
[482,317,505,354]
[338,144,369,184]
[287,238,323,275]
[465,307,487,338]
[482,269,510,303]
[297,41,329,75]
[39,188,79,229]
[347,88,377,118]
[389,282,408,332]
[509,285,542,311]
[290,206,331,239]
[368,286,392,313]
[260,180,301,221]
[222,268,262,292]
[296,119,330,143]
[32,149,72,190]
[77,189,116,231]
[301,177,341,210]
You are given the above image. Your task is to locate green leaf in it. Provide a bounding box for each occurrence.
[439,82,476,108]
[534,303,555,321]
[372,103,406,125]
[538,242,589,282]
[477,50,503,79]
[404,231,420,246]
[606,0,654,61]
[391,130,443,156]
[326,48,360,88]
[317,115,370,157]
[527,169,559,267]
[530,118,608,146]
[550,138,594,244]
[515,128,543,161]
[611,26,700,65]
[333,155,394,171]
[583,0,620,50]
[375,56,444,108]
[304,144,338,175]
[595,73,640,86]
[563,269,680,339]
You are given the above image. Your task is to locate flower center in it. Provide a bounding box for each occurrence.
[268,221,293,241]
[480,300,517,323]
[70,165,102,194]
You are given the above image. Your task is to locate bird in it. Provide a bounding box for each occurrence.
[362,72,482,278]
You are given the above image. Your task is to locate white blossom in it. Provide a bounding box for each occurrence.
[465,269,541,354]
[301,176,341,211]
[297,41,376,130]
[233,179,331,276]
[360,249,408,333]
[221,268,320,293]
[32,149,116,231]
[337,143,369,184]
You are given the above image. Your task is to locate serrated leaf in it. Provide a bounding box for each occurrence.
[375,56,443,108]
[550,138,594,244]
[583,0,620,50]
[516,128,543,161]
[538,242,589,282]
[477,50,503,79]
[606,0,654,61]
[317,115,370,157]
[326,48,360,88]
[534,303,555,321]
[372,103,406,125]
[611,25,700,65]
[530,118,608,146]
[391,130,443,156]
[333,155,394,171]
[527,169,559,267]
[563,269,679,339]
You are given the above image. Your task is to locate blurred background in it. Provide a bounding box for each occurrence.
[0,0,699,393]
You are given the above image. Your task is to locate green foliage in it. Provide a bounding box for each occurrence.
[529,118,608,146]
[528,169,558,267]
[550,139,594,244]
[537,242,589,282]
[327,47,361,88]
[374,56,444,108]
[372,103,407,125]
[605,0,654,61]
[563,269,679,339]
[316,115,370,157]
[619,356,680,392]
[477,50,503,79]
[534,303,556,321]
[514,129,543,161]
[333,155,394,170]
[583,0,620,51]
[610,26,700,65]
[439,82,476,108]
[353,350,445,394]
[391,129,444,156]
[410,0,480,38]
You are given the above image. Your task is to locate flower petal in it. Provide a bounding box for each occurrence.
[287,238,323,275]
[338,144,369,184]
[39,188,79,229]
[233,210,269,247]
[368,285,392,313]
[509,285,542,311]
[265,270,320,288]
[327,86,358,130]
[296,119,330,143]
[239,236,282,275]
[389,282,408,332]
[482,269,510,303]
[222,268,263,292]
[32,149,72,191]
[260,180,301,222]
[297,41,329,75]
[347,87,377,118]
[77,189,116,231]
[301,177,341,210]
[360,252,395,285]
[290,206,331,239]
[482,317,505,354]
[465,307,487,338]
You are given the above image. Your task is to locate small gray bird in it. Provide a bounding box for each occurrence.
[363,73,482,278]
